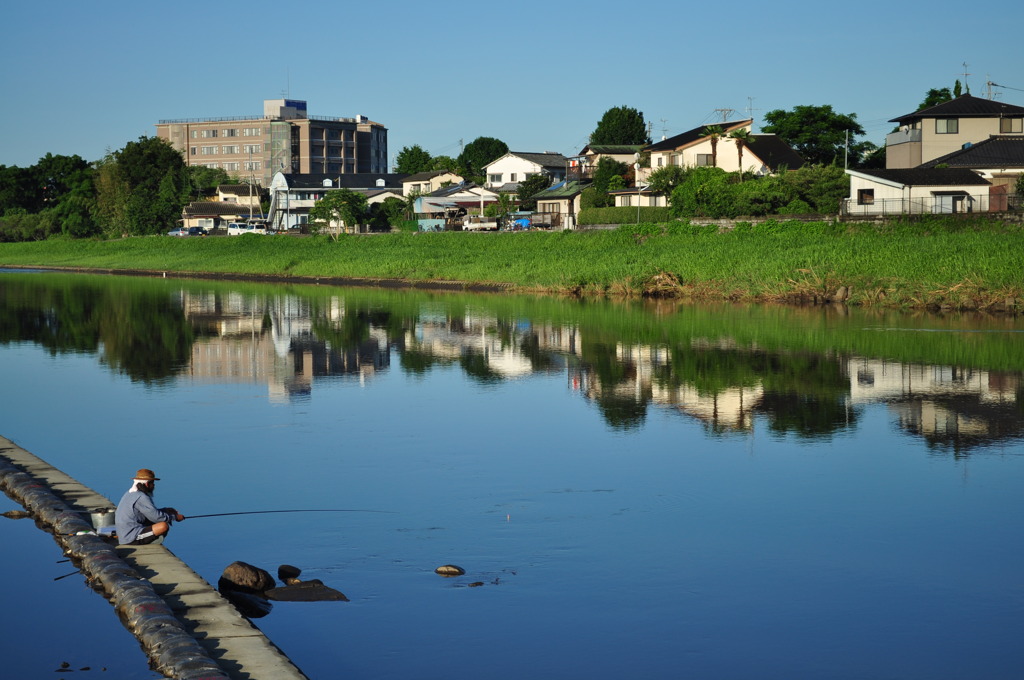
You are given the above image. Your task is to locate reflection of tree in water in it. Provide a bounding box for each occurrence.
[581,341,649,430]
[754,352,858,439]
[0,276,193,383]
[99,294,194,383]
[460,348,503,384]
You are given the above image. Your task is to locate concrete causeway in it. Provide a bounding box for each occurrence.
[0,435,309,680]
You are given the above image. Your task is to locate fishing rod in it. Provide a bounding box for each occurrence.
[185,509,395,519]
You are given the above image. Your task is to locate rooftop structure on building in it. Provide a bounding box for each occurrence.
[156,99,388,187]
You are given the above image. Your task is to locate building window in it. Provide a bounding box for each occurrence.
[222,145,239,154]
[223,162,240,171]
[935,118,958,134]
[190,130,198,139]
[621,195,631,206]
[510,173,518,182]
[489,174,502,184]
[656,156,664,167]
[200,146,217,155]
[858,189,875,205]
[190,147,197,156]
[243,144,261,154]
[1000,117,1023,133]
[224,129,238,137]
[244,161,261,171]
[696,154,713,166]
[201,129,218,138]
[242,127,262,137]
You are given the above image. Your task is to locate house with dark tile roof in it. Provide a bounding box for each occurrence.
[886,94,1024,168]
[267,172,408,231]
[843,167,992,216]
[532,180,588,230]
[483,152,567,191]
[641,120,804,180]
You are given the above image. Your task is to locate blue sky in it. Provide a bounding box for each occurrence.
[3,0,1023,168]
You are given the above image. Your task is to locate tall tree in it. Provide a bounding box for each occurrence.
[457,137,508,180]
[919,87,953,110]
[516,174,552,211]
[395,145,434,174]
[591,106,651,145]
[761,104,868,166]
[309,189,368,234]
[97,136,189,235]
[729,129,755,180]
[701,125,725,168]
[590,157,629,207]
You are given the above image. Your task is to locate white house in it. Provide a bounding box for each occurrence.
[842,168,992,216]
[401,170,464,196]
[267,172,406,231]
[484,152,567,191]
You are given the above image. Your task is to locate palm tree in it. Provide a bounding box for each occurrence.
[701,125,725,167]
[728,129,755,181]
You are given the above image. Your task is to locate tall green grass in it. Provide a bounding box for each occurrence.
[1,218,1022,309]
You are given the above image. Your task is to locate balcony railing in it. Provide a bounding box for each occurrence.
[841,192,1021,216]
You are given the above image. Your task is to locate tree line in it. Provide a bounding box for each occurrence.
[1,137,234,242]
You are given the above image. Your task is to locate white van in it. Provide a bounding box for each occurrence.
[227,222,267,236]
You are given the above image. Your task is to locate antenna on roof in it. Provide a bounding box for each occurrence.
[746,97,761,130]
[960,62,971,94]
[659,118,669,140]
[714,108,735,123]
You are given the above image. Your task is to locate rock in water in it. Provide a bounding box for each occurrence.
[434,565,465,576]
[218,561,275,594]
[278,563,302,585]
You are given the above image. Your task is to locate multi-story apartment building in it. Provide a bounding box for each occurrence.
[155,99,388,187]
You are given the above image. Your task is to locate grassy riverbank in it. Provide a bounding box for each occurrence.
[1,218,1022,310]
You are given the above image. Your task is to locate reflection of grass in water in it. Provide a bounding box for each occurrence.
[3,269,1024,373]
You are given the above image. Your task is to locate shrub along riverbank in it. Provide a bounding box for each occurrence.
[1,218,1022,311]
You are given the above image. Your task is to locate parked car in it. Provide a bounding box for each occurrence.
[167,227,188,237]
[187,227,207,237]
[227,222,268,236]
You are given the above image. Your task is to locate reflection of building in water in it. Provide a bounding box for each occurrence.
[847,358,1022,453]
[406,312,581,378]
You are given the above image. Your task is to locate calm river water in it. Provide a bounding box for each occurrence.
[1,270,1022,679]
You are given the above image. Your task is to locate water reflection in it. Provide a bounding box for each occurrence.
[2,272,1022,453]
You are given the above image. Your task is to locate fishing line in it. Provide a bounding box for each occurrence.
[186,509,394,519]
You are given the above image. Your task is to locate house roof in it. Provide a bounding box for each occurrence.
[182,201,252,217]
[278,173,408,189]
[534,180,586,199]
[848,168,991,187]
[487,151,567,172]
[427,181,498,199]
[748,134,806,170]
[577,144,645,156]
[646,120,752,152]
[217,183,263,194]
[918,135,1024,169]
[402,170,460,183]
[890,94,1024,124]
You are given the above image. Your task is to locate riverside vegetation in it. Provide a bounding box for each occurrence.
[0,217,1022,312]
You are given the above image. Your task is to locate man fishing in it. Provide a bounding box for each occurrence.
[115,468,185,545]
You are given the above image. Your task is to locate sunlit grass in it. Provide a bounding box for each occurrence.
[2,218,1022,310]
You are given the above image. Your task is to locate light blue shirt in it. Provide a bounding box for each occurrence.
[115,489,173,544]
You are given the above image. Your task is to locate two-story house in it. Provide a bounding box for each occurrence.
[484,152,567,191]
[401,170,464,196]
[886,94,1024,169]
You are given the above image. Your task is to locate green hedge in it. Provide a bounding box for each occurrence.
[578,206,673,225]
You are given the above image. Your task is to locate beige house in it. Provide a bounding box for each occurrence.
[640,120,804,182]
[886,94,1024,168]
[568,144,645,181]
[401,170,463,195]
[842,168,991,216]
[532,180,587,230]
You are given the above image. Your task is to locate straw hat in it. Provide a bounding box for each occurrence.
[134,468,160,481]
